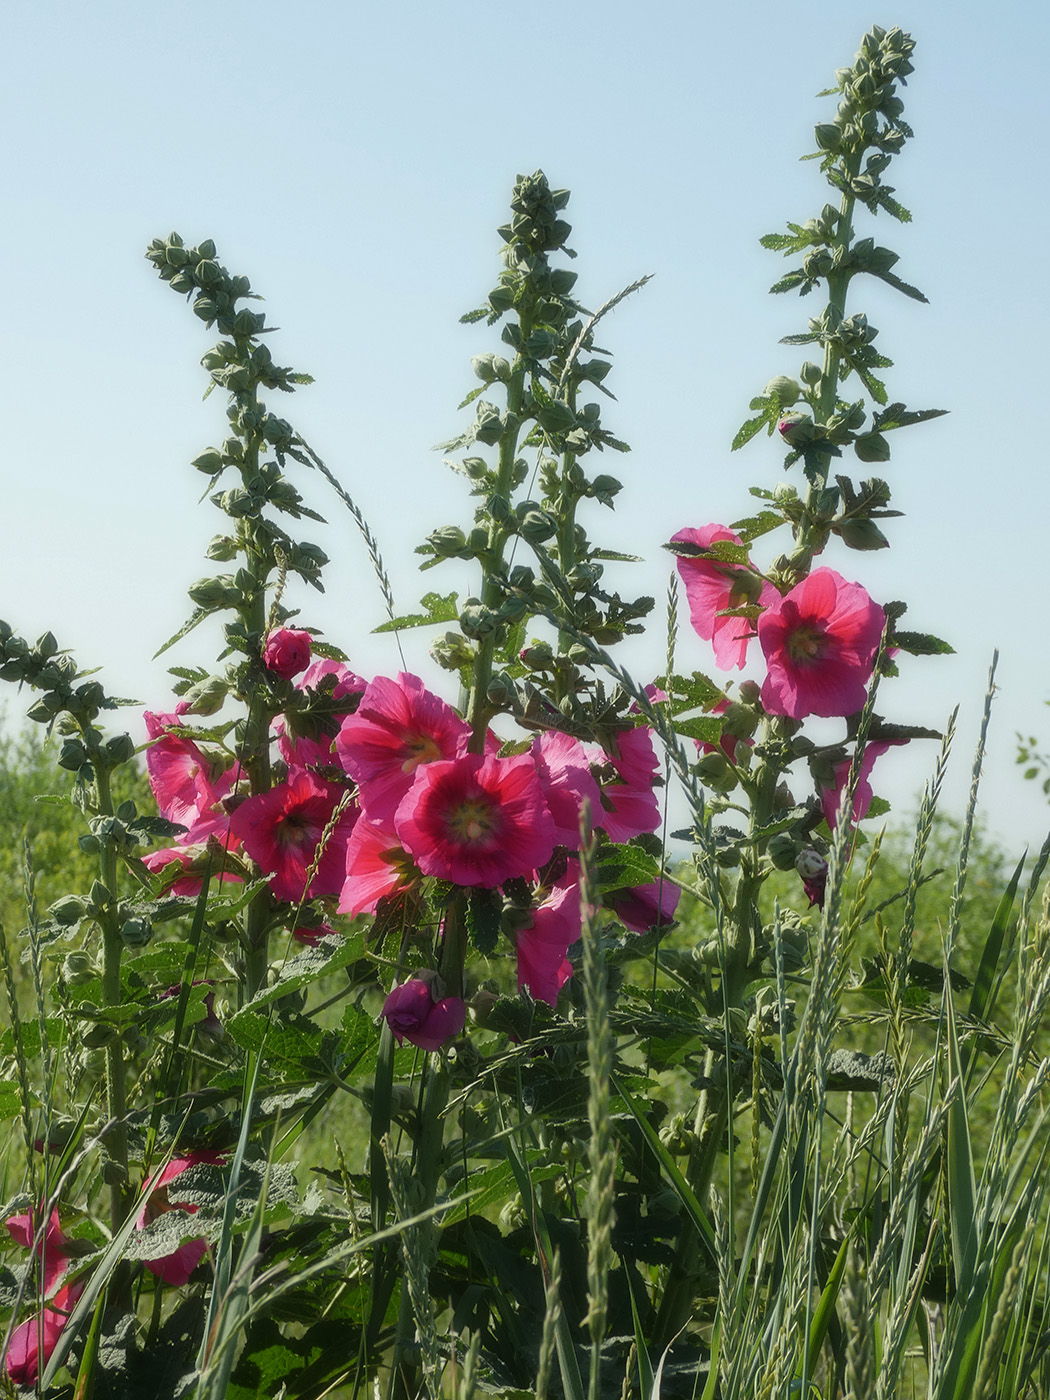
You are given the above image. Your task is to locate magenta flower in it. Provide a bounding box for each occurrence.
[144,710,232,831]
[136,1151,226,1285]
[141,844,242,897]
[516,875,581,1005]
[382,976,466,1052]
[395,753,555,888]
[4,1209,82,1386]
[673,526,777,670]
[263,628,312,680]
[530,730,603,850]
[592,726,662,844]
[338,817,417,916]
[275,658,368,770]
[229,772,358,903]
[607,879,680,934]
[820,740,904,831]
[758,568,885,720]
[335,673,471,824]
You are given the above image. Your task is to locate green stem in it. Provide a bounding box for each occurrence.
[93,763,131,1255]
[465,324,532,749]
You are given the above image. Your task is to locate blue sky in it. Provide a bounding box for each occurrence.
[3,0,1049,854]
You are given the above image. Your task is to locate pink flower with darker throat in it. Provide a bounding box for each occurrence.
[395,753,555,888]
[515,874,582,1005]
[592,726,662,844]
[758,568,885,720]
[335,673,471,823]
[229,772,358,903]
[338,817,417,916]
[673,526,777,670]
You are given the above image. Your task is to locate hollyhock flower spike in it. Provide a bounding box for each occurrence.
[136,1151,227,1286]
[673,525,778,670]
[394,752,555,888]
[382,976,466,1052]
[758,568,885,720]
[263,627,312,680]
[229,771,358,903]
[336,672,471,824]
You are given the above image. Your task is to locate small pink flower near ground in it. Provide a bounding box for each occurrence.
[395,753,555,888]
[335,673,471,824]
[515,874,582,1005]
[4,1209,83,1386]
[672,525,777,670]
[758,568,885,720]
[382,976,466,1052]
[229,772,358,903]
[136,1151,227,1286]
[263,628,312,680]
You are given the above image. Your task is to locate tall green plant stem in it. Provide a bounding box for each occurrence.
[238,399,276,1001]
[553,387,580,704]
[94,762,132,1246]
[653,719,785,1348]
[465,323,532,750]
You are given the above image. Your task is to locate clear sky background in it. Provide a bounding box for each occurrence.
[3,0,1048,858]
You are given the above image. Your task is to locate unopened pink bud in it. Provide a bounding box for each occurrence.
[263,628,312,680]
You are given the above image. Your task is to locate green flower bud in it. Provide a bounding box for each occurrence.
[58,737,88,772]
[62,953,95,985]
[767,832,800,871]
[738,680,762,706]
[777,413,815,446]
[537,400,577,434]
[837,518,889,551]
[427,525,469,559]
[191,448,224,476]
[103,733,136,766]
[188,574,240,609]
[473,404,504,446]
[814,122,842,152]
[120,916,153,948]
[799,361,822,387]
[696,752,737,793]
[486,673,517,706]
[459,600,500,640]
[721,702,758,740]
[764,376,801,406]
[182,675,229,716]
[430,631,475,671]
[83,1023,118,1050]
[516,504,557,544]
[51,895,90,926]
[853,430,891,463]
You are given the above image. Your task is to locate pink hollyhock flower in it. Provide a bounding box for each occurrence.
[820,740,905,831]
[607,879,680,934]
[516,874,582,1005]
[530,731,603,850]
[593,726,662,844]
[335,673,471,824]
[136,1151,226,1286]
[6,1209,69,1293]
[144,710,233,831]
[338,817,417,916]
[4,1209,82,1387]
[230,772,358,903]
[263,628,312,680]
[141,844,243,897]
[5,1282,82,1386]
[758,568,886,720]
[395,753,555,888]
[672,526,777,670]
[796,849,829,909]
[382,976,466,1052]
[275,659,368,771]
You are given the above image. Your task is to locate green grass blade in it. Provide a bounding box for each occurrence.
[944,976,976,1297]
[966,851,1025,1041]
[796,1233,850,1384]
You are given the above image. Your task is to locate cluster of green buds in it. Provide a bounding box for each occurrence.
[411,171,652,736]
[0,621,135,786]
[146,235,330,710]
[729,25,944,560]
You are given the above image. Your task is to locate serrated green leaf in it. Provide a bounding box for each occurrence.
[729,510,784,544]
[872,268,928,303]
[671,715,725,745]
[732,415,768,451]
[597,843,664,892]
[892,630,955,657]
[153,607,211,660]
[373,590,459,634]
